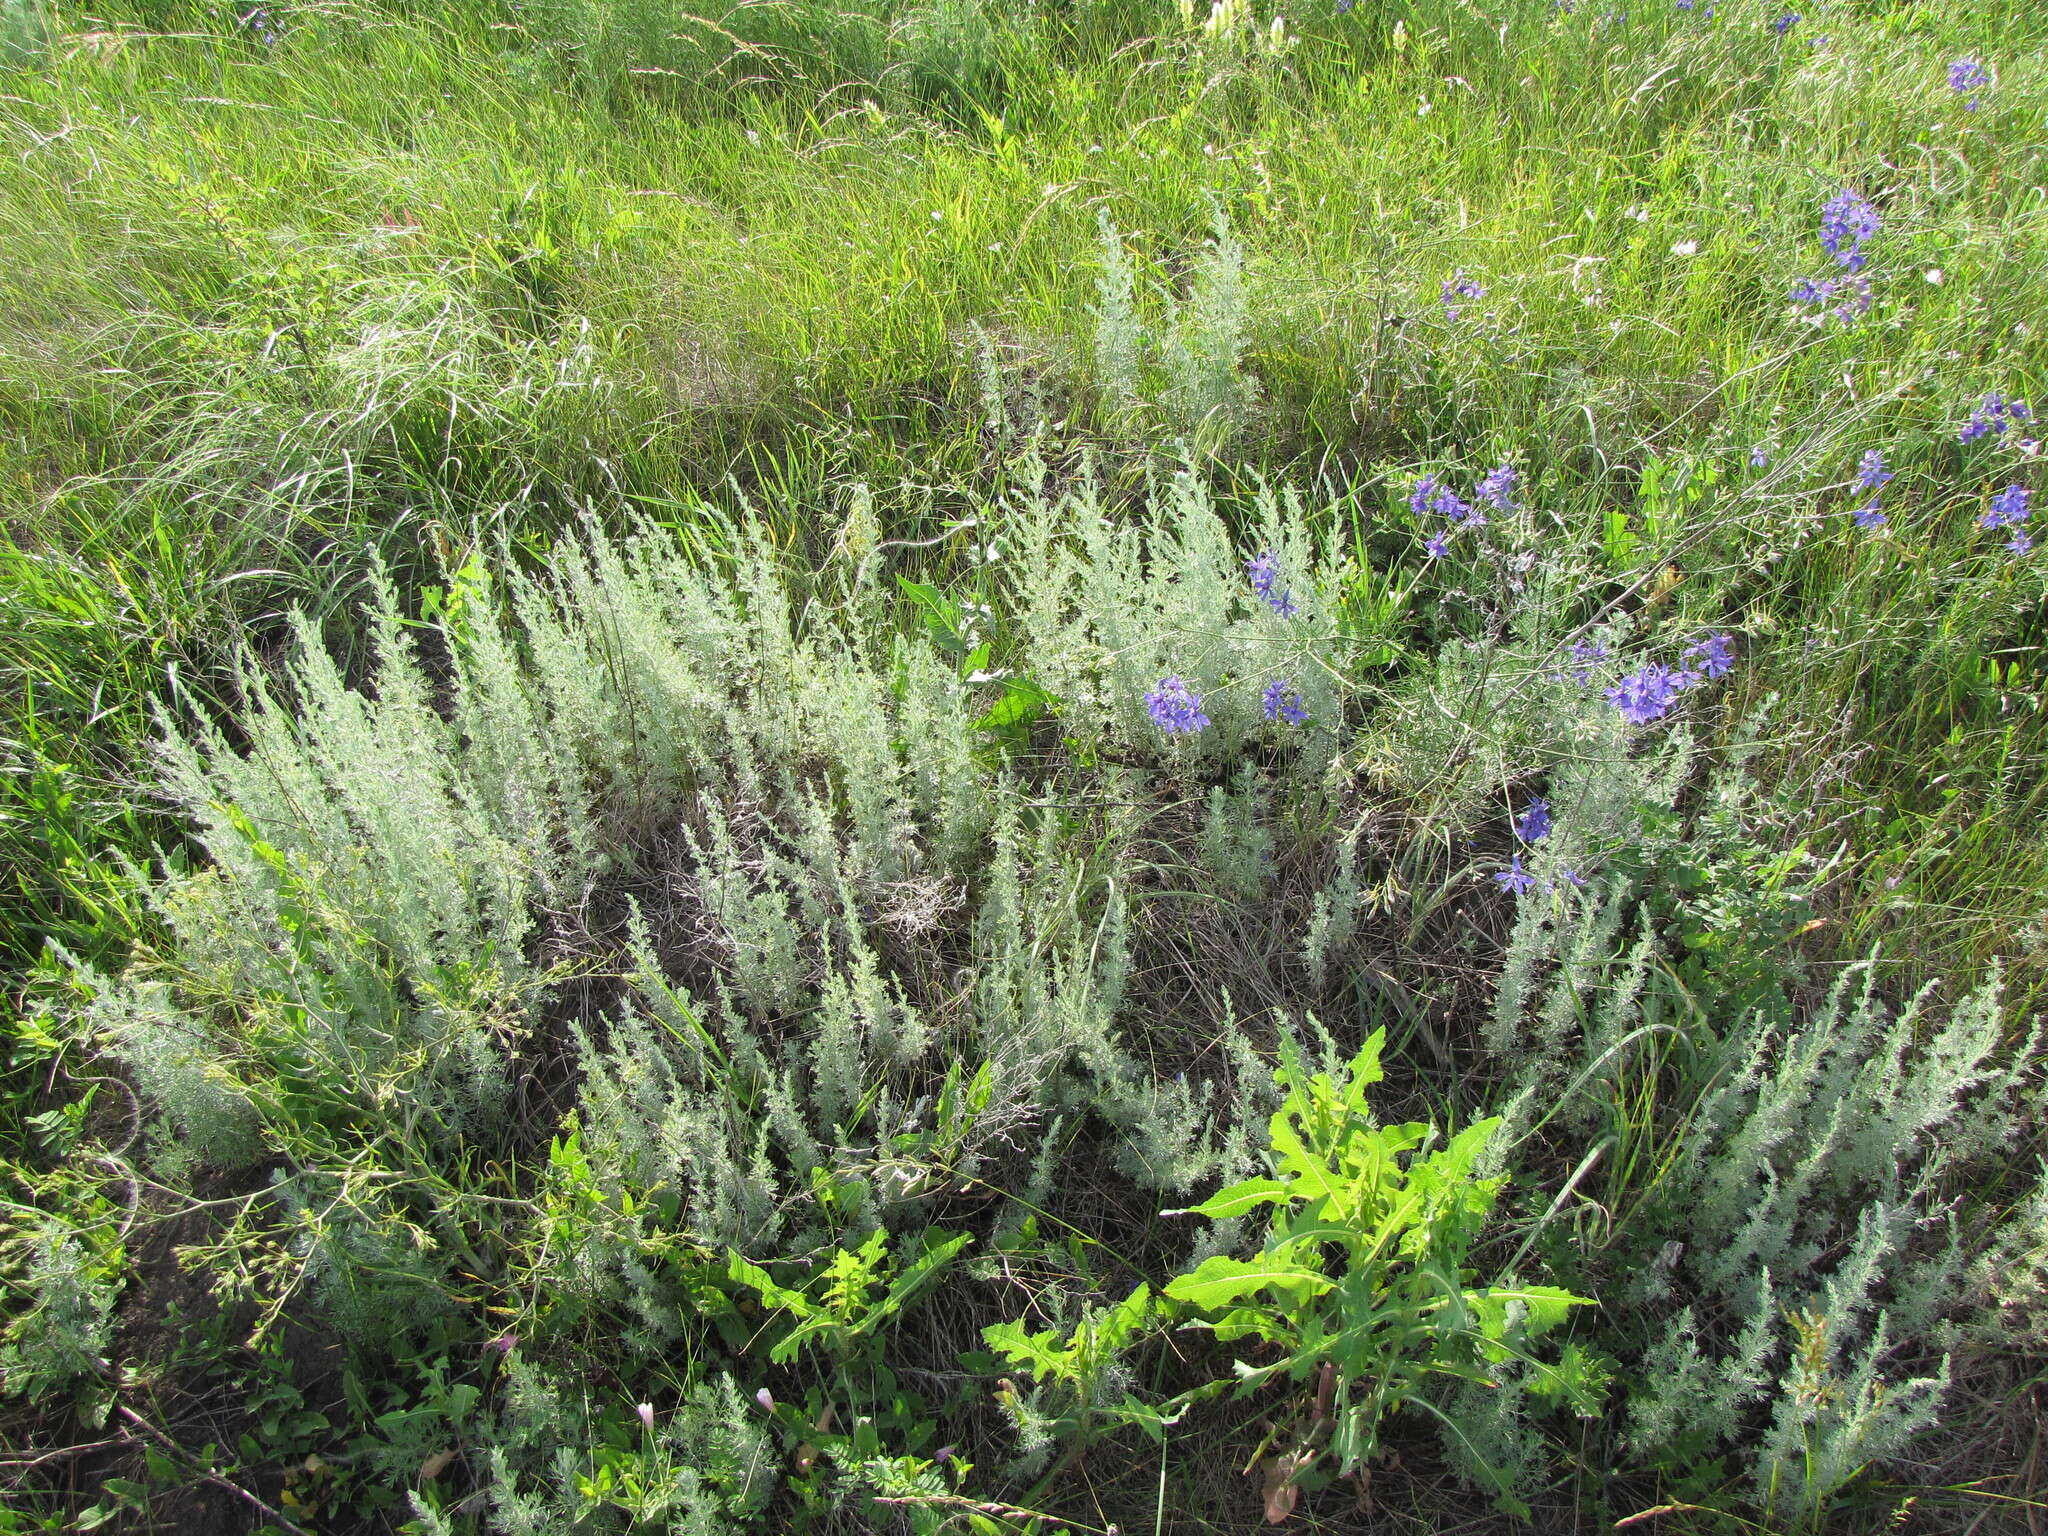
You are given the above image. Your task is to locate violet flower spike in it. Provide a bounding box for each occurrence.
[1262,679,1308,726]
[1144,675,1210,736]
[1244,550,1280,598]
[1495,854,1538,895]
[1681,632,1736,680]
[1606,663,1685,725]
[1981,484,2031,530]
[1819,189,1880,273]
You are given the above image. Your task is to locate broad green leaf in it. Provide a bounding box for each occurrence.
[981,1320,1069,1378]
[972,676,1056,731]
[882,1230,971,1316]
[1164,1253,1334,1310]
[1168,1177,1292,1220]
[1468,1284,1590,1342]
[1339,1028,1387,1111]
[726,1251,811,1314]
[769,1313,841,1364]
[1268,1117,1342,1203]
[1097,1283,1156,1348]
[1430,1117,1502,1178]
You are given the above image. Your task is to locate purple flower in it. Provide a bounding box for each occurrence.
[2008,529,2034,555]
[1681,632,1736,680]
[1413,473,1478,525]
[1819,190,1880,273]
[1443,494,1483,527]
[1477,465,1519,511]
[1440,273,1485,321]
[1568,637,1610,684]
[1805,273,1874,321]
[1514,797,1552,842]
[1433,485,1476,523]
[1770,11,1799,34]
[1262,679,1308,726]
[1850,501,1887,530]
[1552,868,1588,890]
[1144,675,1210,736]
[1245,550,1297,615]
[1424,530,1451,559]
[1606,663,1687,725]
[1961,392,2030,442]
[1495,854,1538,895]
[1981,484,2031,530]
[1948,58,1989,109]
[1749,445,1772,468]
[1855,450,1892,490]
[1792,273,1875,321]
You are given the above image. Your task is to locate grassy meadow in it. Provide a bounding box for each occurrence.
[2,0,2046,1529]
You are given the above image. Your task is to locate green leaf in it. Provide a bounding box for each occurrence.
[1468,1284,1590,1343]
[882,1230,971,1316]
[1430,1117,1502,1179]
[770,1313,841,1365]
[725,1251,812,1315]
[981,1320,1069,1378]
[1163,1253,1333,1310]
[1167,1178,1293,1220]
[972,676,1056,731]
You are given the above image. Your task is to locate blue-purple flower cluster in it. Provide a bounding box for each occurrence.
[1949,57,1990,110]
[1981,484,2033,555]
[1959,392,2031,443]
[1790,272,1872,321]
[1564,637,1609,683]
[1847,449,1892,529]
[1819,190,1880,273]
[1415,466,1517,558]
[1495,854,1538,894]
[1493,847,1586,897]
[1514,796,1552,842]
[1784,191,1882,323]
[1603,633,1734,725]
[1770,11,1799,34]
[1262,679,1308,726]
[1144,675,1210,736]
[1244,551,1298,617]
[1441,272,1485,321]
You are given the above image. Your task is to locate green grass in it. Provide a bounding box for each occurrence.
[1,0,2046,1530]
